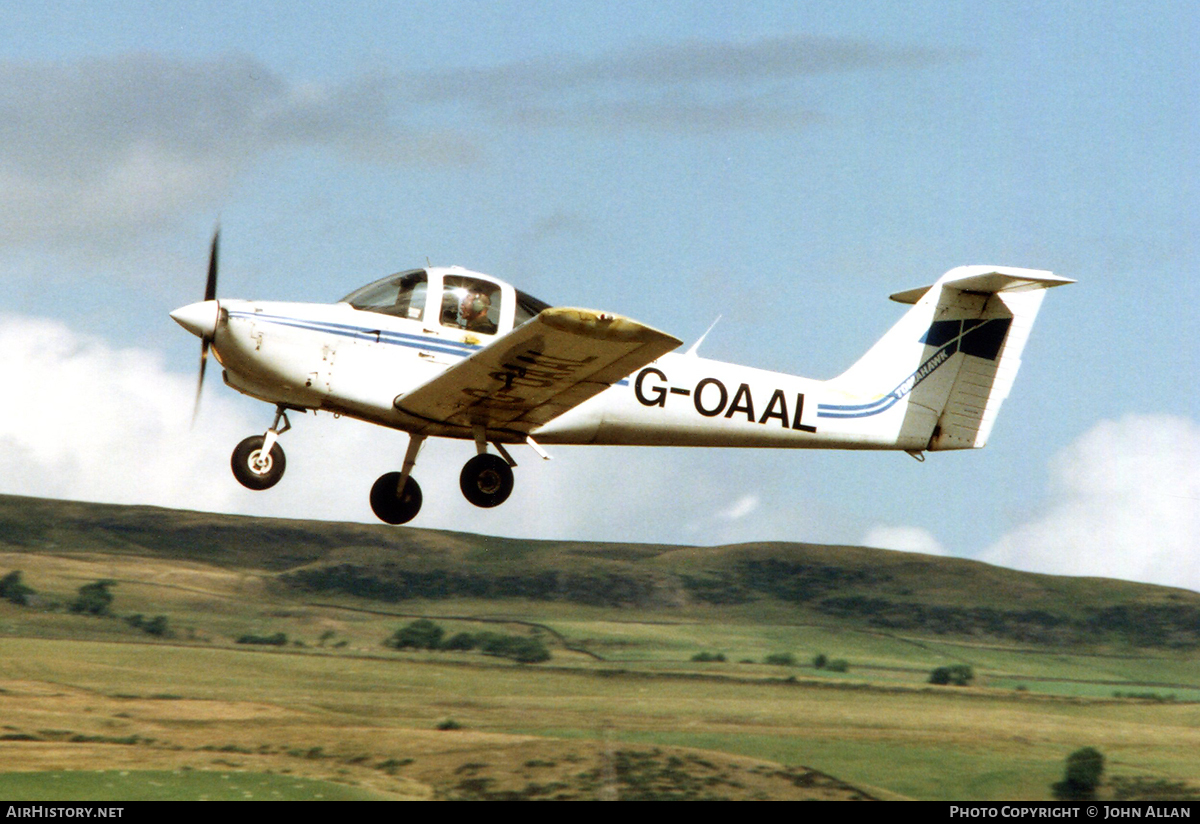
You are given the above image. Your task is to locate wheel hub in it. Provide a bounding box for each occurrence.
[477,469,502,494]
[249,450,273,473]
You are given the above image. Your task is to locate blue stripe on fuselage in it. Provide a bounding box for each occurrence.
[224,310,631,386]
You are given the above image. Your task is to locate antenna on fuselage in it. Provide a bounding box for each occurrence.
[685,315,722,357]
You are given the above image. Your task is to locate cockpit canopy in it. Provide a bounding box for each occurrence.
[339,268,552,336]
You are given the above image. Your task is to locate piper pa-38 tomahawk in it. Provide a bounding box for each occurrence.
[171,234,1072,525]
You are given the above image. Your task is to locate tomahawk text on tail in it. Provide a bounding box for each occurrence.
[172,238,1073,524]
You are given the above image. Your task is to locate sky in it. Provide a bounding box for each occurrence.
[0,1,1196,590]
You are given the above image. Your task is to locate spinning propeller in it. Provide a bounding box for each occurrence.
[169,230,222,423]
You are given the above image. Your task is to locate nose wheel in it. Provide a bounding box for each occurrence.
[231,435,287,490]
[460,453,514,508]
[231,406,292,491]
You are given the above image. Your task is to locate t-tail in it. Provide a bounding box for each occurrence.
[819,266,1074,452]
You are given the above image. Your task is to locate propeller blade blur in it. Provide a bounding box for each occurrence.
[193,339,209,424]
[204,230,219,302]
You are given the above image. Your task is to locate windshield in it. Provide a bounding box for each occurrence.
[340,270,428,320]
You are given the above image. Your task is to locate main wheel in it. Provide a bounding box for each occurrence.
[459,453,514,508]
[370,472,423,525]
[231,435,286,490]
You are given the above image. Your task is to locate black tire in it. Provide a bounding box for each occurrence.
[459,453,514,508]
[370,472,423,525]
[231,435,286,490]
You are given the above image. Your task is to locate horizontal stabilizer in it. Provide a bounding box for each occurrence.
[891,267,1075,304]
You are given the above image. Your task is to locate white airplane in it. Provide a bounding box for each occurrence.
[171,234,1072,525]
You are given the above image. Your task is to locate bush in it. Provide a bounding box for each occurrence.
[1052,747,1104,800]
[388,618,444,650]
[0,571,34,605]
[690,652,726,663]
[812,653,828,669]
[478,634,550,664]
[236,632,288,646]
[441,632,478,651]
[385,622,551,663]
[70,580,115,615]
[825,659,849,673]
[929,664,974,686]
[126,614,171,637]
[764,653,796,667]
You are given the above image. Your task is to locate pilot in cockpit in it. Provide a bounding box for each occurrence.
[458,289,497,335]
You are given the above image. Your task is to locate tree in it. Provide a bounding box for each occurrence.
[1052,747,1104,800]
[70,580,115,615]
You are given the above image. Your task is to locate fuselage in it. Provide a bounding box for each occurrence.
[203,294,918,451]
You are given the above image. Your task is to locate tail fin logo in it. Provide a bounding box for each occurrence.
[817,317,1012,420]
[920,318,1011,361]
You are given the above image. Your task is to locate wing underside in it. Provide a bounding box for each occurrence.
[393,307,681,438]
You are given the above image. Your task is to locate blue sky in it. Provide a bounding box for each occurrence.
[1,1,1196,589]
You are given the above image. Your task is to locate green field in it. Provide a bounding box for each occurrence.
[0,493,1198,800]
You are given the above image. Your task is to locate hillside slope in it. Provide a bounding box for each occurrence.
[1,493,1196,648]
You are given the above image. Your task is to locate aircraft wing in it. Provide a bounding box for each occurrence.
[394,307,682,435]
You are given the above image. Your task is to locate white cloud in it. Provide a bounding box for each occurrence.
[980,415,1200,591]
[719,494,761,521]
[861,525,947,556]
[0,313,249,510]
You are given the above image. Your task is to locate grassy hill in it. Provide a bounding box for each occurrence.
[2,493,1196,649]
[1,493,1198,801]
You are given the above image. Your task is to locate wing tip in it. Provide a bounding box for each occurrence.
[539,307,682,348]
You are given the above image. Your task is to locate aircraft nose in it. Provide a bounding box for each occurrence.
[169,300,220,339]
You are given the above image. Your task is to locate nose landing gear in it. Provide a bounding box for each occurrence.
[231,406,291,490]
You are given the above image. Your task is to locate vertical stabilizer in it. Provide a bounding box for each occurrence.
[820,266,1073,451]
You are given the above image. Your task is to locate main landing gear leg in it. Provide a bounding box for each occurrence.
[231,405,290,490]
[460,425,515,508]
[370,434,424,525]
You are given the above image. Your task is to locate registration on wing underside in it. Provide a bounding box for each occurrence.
[393,307,682,433]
